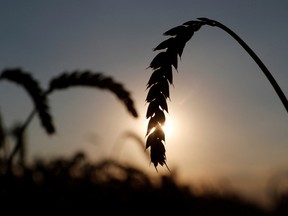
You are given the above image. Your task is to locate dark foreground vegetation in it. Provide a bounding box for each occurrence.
[0,152,287,215]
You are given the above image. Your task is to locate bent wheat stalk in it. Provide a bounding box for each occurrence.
[1,69,138,174]
[0,69,55,135]
[18,70,138,142]
[0,68,55,174]
[22,70,138,127]
[112,130,150,161]
[145,18,287,171]
[197,17,288,113]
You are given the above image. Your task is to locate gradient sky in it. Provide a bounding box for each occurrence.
[0,0,287,205]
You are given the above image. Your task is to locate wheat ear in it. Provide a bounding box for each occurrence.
[145,18,287,170]
[145,20,203,170]
[0,68,55,135]
[47,70,138,118]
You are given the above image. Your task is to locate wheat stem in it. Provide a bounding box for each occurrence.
[198,17,288,113]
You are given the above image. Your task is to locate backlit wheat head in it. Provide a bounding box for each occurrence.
[145,17,287,171]
[145,21,203,171]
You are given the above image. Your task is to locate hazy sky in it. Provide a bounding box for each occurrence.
[0,0,287,204]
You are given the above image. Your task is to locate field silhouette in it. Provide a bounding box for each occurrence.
[0,151,288,215]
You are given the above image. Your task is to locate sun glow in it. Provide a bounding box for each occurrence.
[162,114,174,136]
[144,112,176,139]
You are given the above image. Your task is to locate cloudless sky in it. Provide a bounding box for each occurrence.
[0,0,287,205]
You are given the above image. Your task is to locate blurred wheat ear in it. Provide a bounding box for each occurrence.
[0,68,55,135]
[47,70,138,118]
[145,18,288,171]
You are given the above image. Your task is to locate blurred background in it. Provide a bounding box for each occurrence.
[0,0,287,208]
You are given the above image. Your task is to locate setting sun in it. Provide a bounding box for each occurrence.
[161,113,174,138]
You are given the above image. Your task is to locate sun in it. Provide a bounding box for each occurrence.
[142,109,177,142]
[161,113,174,138]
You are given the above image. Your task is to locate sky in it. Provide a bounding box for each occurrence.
[0,0,288,205]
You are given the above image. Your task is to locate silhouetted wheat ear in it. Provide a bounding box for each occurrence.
[146,17,288,171]
[145,20,204,170]
[0,69,55,135]
[47,70,138,118]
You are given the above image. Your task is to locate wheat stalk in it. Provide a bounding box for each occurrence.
[145,18,288,171]
[0,68,55,135]
[112,130,150,161]
[0,111,7,160]
[0,69,56,175]
[9,122,27,167]
[196,18,288,113]
[47,70,138,118]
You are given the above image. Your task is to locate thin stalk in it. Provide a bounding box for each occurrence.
[200,18,288,113]
[5,108,37,175]
[5,86,48,175]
